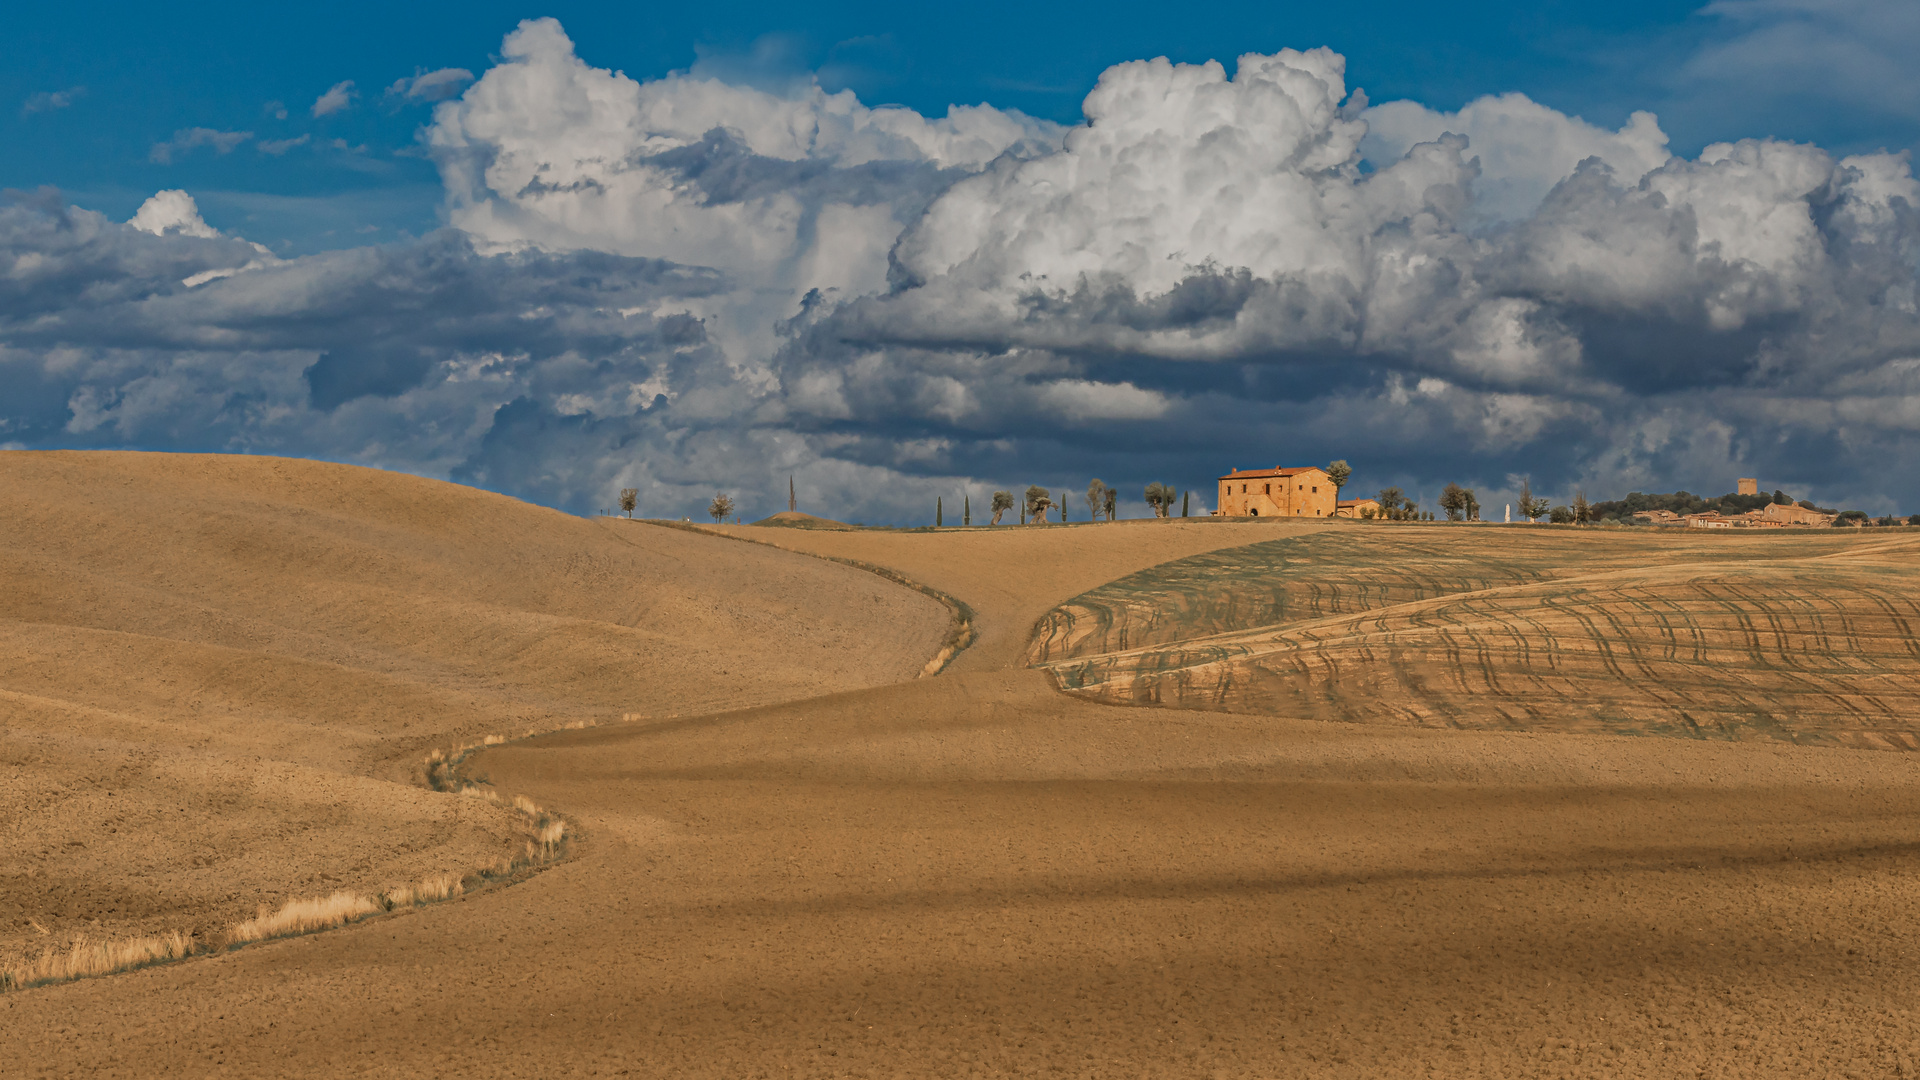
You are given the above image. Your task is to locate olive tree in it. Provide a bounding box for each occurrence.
[1325,460,1352,496]
[1143,482,1176,518]
[1376,487,1405,520]
[1086,479,1110,522]
[618,488,637,519]
[1025,484,1053,524]
[708,493,735,523]
[990,490,1014,525]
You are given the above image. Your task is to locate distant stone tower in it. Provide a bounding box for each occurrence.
[1737,477,1758,495]
[789,476,797,513]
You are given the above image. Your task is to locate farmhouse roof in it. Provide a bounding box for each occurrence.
[1220,465,1328,480]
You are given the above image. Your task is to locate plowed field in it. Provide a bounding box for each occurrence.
[1032,528,1920,749]
[10,470,1920,1080]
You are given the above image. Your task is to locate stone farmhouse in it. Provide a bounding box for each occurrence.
[1742,502,1838,527]
[1216,466,1336,518]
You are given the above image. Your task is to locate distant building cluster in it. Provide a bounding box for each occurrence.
[1634,480,1837,529]
[1335,498,1381,518]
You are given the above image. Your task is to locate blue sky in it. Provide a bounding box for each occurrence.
[11,1,1912,253]
[5,2,1920,521]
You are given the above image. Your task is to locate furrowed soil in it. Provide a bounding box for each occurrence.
[1030,528,1920,749]
[9,467,1920,1079]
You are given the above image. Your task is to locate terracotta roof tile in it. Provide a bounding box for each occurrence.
[1218,466,1326,479]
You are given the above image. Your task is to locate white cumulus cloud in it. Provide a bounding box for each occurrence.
[312,80,357,117]
[148,128,253,164]
[128,190,221,238]
[5,20,1920,522]
[1362,92,1672,223]
[22,86,84,116]
[428,18,1061,278]
[426,17,1064,384]
[256,134,311,155]
[388,68,475,102]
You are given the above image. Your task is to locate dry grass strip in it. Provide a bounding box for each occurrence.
[5,723,591,993]
[1,930,197,992]
[229,892,382,944]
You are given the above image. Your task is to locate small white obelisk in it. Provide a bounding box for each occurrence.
[1505,503,1511,523]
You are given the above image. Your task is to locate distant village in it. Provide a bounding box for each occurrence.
[662,467,1903,528]
[1206,469,1881,528]
[1630,479,1837,529]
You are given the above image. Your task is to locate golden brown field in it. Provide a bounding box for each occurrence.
[1031,528,1920,749]
[7,453,1920,1079]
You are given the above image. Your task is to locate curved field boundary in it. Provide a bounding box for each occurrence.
[1025,529,1877,666]
[5,517,973,994]
[1031,530,1920,749]
[635,520,976,676]
[1,722,590,994]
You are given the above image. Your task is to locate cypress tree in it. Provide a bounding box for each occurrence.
[1182,490,1190,517]
[964,493,970,526]
[937,496,943,527]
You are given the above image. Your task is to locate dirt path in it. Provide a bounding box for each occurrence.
[703,517,1302,669]
[11,492,1920,1078]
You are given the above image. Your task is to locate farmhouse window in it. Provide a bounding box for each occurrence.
[1264,483,1270,494]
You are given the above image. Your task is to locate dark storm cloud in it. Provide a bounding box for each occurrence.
[640,128,967,215]
[6,20,1920,522]
[0,195,748,511]
[752,111,1920,512]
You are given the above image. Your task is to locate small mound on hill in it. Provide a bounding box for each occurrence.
[752,511,863,530]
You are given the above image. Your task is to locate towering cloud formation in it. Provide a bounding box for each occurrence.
[768,48,1920,507]
[431,20,1060,285]
[128,190,222,239]
[1,18,1917,518]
